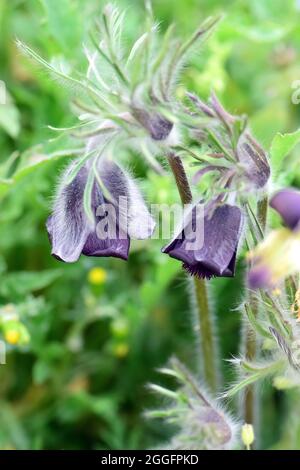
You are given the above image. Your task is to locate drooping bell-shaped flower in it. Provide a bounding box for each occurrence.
[162,202,243,279]
[248,189,300,289]
[47,158,155,263]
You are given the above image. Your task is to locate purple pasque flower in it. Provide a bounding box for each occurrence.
[47,158,155,263]
[269,189,300,230]
[248,188,300,289]
[162,202,243,279]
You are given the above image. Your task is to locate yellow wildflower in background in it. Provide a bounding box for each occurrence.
[5,329,21,345]
[114,343,129,359]
[88,267,107,285]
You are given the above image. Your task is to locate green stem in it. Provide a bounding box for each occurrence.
[244,196,268,429]
[244,296,257,425]
[193,276,218,392]
[257,196,268,233]
[167,152,218,393]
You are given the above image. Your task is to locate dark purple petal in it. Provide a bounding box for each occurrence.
[82,233,129,260]
[270,189,300,230]
[84,162,130,260]
[162,203,243,279]
[98,160,155,239]
[46,165,92,263]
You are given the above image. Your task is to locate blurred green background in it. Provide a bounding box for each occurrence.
[1,0,300,450]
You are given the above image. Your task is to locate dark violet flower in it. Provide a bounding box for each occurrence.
[162,203,243,279]
[248,189,300,289]
[270,189,300,230]
[47,159,155,263]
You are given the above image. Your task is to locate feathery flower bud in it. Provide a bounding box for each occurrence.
[236,131,270,189]
[147,359,237,450]
[187,92,271,192]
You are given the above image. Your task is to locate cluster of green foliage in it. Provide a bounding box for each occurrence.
[1,0,300,449]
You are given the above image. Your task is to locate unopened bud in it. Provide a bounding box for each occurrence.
[132,108,173,141]
[237,131,270,189]
[241,423,254,450]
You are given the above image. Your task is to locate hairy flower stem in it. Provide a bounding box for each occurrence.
[257,196,268,232]
[167,153,193,204]
[243,296,258,425]
[244,196,268,436]
[166,152,218,392]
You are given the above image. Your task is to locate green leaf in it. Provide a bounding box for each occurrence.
[14,149,82,182]
[224,360,284,398]
[0,178,13,198]
[270,128,300,171]
[0,270,62,298]
[0,101,20,138]
[238,24,291,42]
[0,402,29,450]
[33,360,52,385]
[140,257,180,310]
[243,303,273,339]
[0,149,82,199]
[39,0,82,52]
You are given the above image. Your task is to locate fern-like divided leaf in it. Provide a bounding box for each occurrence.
[146,358,237,450]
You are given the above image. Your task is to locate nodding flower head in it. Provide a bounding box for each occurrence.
[162,202,243,279]
[248,189,300,289]
[47,158,155,263]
